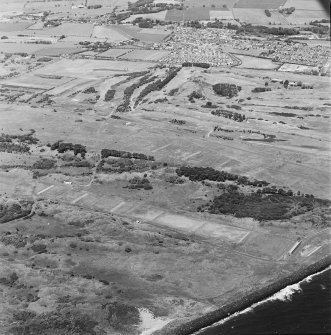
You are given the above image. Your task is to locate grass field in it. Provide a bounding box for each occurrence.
[210,10,234,20]
[1,72,73,90]
[35,47,84,57]
[233,8,282,24]
[278,63,319,73]
[123,11,168,23]
[33,58,154,79]
[283,0,328,10]
[36,23,94,37]
[185,0,237,9]
[234,0,286,8]
[92,26,129,42]
[286,9,329,24]
[114,25,170,43]
[120,49,170,61]
[236,55,281,69]
[98,48,132,58]
[0,22,32,32]
[0,42,44,54]
[165,8,210,21]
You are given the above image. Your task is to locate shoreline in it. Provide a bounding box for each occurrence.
[155,255,331,335]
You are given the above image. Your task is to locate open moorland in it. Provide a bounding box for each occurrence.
[0,0,330,334]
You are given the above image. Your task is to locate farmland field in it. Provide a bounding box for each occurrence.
[0,22,32,32]
[123,11,168,22]
[235,0,286,8]
[98,48,132,58]
[286,9,329,24]
[165,8,210,21]
[185,0,237,9]
[283,0,328,10]
[1,73,73,90]
[236,55,280,69]
[0,43,44,54]
[92,25,129,42]
[210,10,234,20]
[114,25,171,43]
[120,49,170,61]
[35,23,94,37]
[33,58,154,79]
[233,8,283,25]
[35,46,84,57]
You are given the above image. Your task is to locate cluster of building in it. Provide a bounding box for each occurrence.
[224,37,329,67]
[156,27,329,68]
[158,27,235,66]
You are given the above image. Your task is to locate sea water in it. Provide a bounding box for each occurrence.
[196,267,331,334]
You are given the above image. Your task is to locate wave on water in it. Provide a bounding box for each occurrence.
[194,266,331,334]
[304,265,331,283]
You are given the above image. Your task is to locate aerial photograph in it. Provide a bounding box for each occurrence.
[0,0,330,334]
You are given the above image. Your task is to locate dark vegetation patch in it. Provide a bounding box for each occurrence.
[170,119,186,125]
[51,141,87,158]
[182,62,210,68]
[211,109,246,122]
[82,87,97,94]
[32,158,56,170]
[107,302,140,331]
[284,105,313,111]
[104,89,116,101]
[188,91,204,102]
[176,166,269,187]
[0,232,27,248]
[10,309,98,335]
[269,112,297,117]
[252,87,271,93]
[212,83,241,98]
[125,176,153,190]
[168,87,179,96]
[116,73,156,112]
[0,130,39,154]
[101,149,154,161]
[0,200,33,223]
[134,67,180,107]
[0,272,19,287]
[203,190,326,221]
[98,158,160,174]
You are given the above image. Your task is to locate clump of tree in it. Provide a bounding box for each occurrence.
[170,119,186,125]
[279,7,295,15]
[176,165,269,187]
[32,158,56,169]
[87,4,102,9]
[182,62,210,69]
[265,9,271,17]
[252,87,271,93]
[104,89,116,101]
[51,141,87,158]
[82,87,97,94]
[204,189,320,221]
[188,91,203,102]
[212,83,241,98]
[101,149,154,161]
[211,109,246,122]
[126,176,153,190]
[134,67,180,107]
[11,309,98,335]
[117,74,156,112]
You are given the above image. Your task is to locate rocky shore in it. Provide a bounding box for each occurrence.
[156,255,331,335]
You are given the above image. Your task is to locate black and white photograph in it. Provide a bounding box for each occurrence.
[0,0,330,334]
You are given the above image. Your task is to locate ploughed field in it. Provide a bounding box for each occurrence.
[0,54,330,335]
